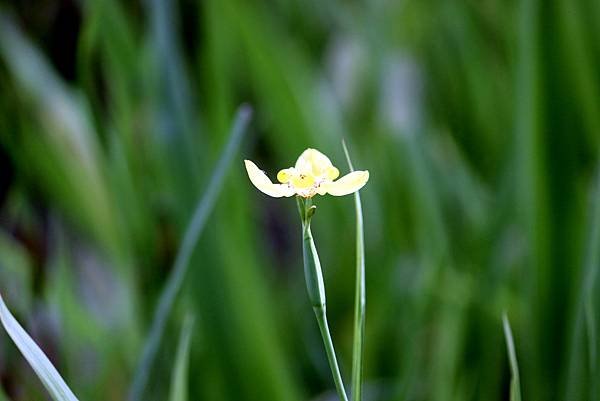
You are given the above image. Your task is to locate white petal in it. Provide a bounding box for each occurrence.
[295,148,334,176]
[244,160,295,197]
[323,170,369,196]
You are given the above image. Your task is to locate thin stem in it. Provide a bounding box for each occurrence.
[314,307,350,401]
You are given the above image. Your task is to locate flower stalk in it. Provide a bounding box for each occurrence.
[245,148,368,401]
[297,197,349,401]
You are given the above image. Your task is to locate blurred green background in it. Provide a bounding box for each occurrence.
[0,0,599,400]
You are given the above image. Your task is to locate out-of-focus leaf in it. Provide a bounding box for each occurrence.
[565,169,600,401]
[0,12,121,257]
[0,386,8,401]
[0,231,33,315]
[169,315,194,401]
[129,105,252,401]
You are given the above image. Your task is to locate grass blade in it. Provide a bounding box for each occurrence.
[342,140,366,401]
[169,315,195,401]
[0,293,80,401]
[128,105,252,401]
[503,313,522,401]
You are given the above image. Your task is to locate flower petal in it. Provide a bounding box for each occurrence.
[323,170,369,196]
[244,160,295,197]
[295,148,334,176]
[277,168,295,183]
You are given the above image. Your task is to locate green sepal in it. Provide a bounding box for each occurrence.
[296,196,326,309]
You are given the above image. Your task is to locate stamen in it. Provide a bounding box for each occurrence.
[291,173,316,189]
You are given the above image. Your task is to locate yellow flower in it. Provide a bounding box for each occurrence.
[244,148,369,198]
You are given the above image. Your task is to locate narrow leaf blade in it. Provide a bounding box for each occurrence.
[129,105,252,401]
[169,315,195,401]
[503,313,522,401]
[343,140,366,401]
[0,294,80,401]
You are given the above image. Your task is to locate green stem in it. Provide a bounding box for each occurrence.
[314,307,350,401]
[297,197,349,401]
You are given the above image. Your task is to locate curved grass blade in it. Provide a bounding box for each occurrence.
[129,105,252,401]
[169,315,195,401]
[342,140,366,401]
[0,293,80,401]
[502,313,522,401]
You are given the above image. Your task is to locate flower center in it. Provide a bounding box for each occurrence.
[291,173,316,189]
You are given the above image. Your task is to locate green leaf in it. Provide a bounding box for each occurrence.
[343,140,366,401]
[0,293,80,401]
[565,170,600,401]
[129,105,252,401]
[169,315,195,401]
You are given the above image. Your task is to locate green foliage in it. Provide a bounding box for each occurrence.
[129,105,251,401]
[0,0,599,400]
